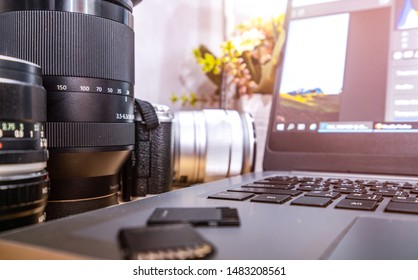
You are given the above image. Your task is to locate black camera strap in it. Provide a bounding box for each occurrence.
[122,99,164,199]
[135,99,159,130]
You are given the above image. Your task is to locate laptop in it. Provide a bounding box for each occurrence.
[2,0,418,260]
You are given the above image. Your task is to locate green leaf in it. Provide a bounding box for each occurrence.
[193,48,202,59]
[170,94,179,104]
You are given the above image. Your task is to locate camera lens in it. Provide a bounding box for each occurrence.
[0,55,49,231]
[0,0,136,219]
[173,110,256,185]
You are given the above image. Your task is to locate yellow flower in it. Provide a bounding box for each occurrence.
[195,53,220,74]
[193,48,202,59]
[221,40,236,55]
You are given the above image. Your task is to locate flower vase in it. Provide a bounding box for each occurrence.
[238,93,273,172]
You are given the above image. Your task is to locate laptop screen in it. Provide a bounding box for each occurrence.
[265,0,418,175]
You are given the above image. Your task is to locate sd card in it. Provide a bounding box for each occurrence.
[146,207,240,226]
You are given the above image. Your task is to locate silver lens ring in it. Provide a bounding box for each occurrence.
[0,162,47,176]
[173,109,256,185]
[203,110,234,181]
[173,111,207,183]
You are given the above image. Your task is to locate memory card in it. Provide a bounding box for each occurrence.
[146,207,240,226]
[118,224,214,260]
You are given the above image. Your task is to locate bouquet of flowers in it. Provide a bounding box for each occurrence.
[172,14,286,107]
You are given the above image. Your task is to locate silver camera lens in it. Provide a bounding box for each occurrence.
[173,110,256,185]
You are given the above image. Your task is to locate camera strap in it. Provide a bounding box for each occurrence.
[127,99,161,197]
[135,99,159,130]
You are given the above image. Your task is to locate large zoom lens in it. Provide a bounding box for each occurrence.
[0,55,49,231]
[0,0,136,219]
[173,110,256,185]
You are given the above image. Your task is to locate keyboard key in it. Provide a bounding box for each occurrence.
[370,186,402,191]
[382,181,414,188]
[243,183,294,190]
[400,182,415,189]
[254,180,295,186]
[208,191,253,201]
[229,187,302,196]
[385,201,418,214]
[410,188,418,194]
[335,199,378,211]
[265,176,297,183]
[346,193,383,202]
[305,191,341,199]
[326,178,342,184]
[290,196,333,207]
[374,190,408,197]
[297,185,329,192]
[391,196,418,204]
[383,181,401,187]
[299,182,326,187]
[331,179,354,185]
[250,194,291,204]
[354,179,366,184]
[360,181,382,187]
[333,183,361,188]
[333,187,367,194]
[299,177,323,183]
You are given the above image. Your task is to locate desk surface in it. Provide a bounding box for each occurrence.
[2,171,418,260]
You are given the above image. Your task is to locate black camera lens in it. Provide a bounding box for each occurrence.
[0,0,136,219]
[0,55,49,231]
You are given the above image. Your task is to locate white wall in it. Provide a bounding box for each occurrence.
[133,0,225,111]
[224,0,287,36]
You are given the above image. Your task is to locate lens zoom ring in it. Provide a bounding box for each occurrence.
[0,10,134,83]
[46,122,135,148]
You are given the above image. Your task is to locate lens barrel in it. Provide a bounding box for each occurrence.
[0,55,49,231]
[0,0,136,219]
[173,110,256,185]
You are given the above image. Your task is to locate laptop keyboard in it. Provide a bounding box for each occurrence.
[207,175,418,214]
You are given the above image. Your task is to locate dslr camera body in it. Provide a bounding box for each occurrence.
[121,99,174,200]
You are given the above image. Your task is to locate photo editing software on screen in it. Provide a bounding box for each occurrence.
[274,0,418,135]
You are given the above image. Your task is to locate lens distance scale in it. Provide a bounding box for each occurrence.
[42,77,134,97]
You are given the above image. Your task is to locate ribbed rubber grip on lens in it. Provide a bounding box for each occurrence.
[0,172,49,207]
[0,10,134,83]
[45,122,135,148]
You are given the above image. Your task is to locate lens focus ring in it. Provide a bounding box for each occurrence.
[46,122,135,148]
[0,10,134,83]
[0,171,48,208]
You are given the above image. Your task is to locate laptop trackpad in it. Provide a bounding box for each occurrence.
[327,216,418,259]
